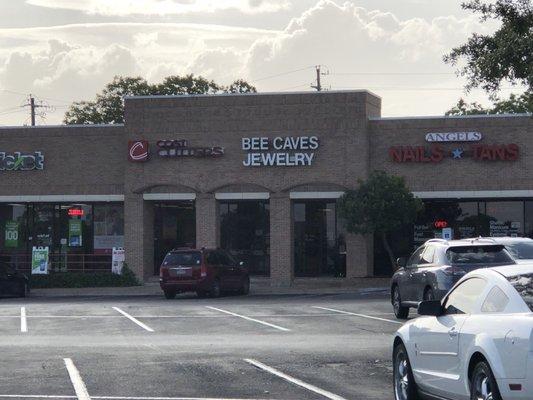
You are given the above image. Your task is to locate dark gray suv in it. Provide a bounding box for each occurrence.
[390,238,515,319]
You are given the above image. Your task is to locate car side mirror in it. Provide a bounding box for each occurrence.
[396,257,407,269]
[418,300,443,317]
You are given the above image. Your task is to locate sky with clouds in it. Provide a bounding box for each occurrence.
[0,0,523,125]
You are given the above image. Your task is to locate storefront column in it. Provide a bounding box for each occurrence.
[124,194,154,281]
[270,192,293,287]
[196,193,219,248]
[346,233,373,278]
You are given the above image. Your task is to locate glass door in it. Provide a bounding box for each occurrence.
[153,201,196,274]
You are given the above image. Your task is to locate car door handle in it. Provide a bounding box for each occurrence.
[448,327,458,337]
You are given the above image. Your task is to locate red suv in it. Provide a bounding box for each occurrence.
[159,248,250,299]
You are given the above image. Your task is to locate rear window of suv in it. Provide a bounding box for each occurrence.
[446,245,513,265]
[162,252,201,266]
[506,273,533,312]
[504,242,533,260]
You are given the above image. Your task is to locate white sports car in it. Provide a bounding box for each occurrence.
[393,264,533,400]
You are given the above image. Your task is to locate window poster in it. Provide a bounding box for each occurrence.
[94,205,124,253]
[4,220,19,248]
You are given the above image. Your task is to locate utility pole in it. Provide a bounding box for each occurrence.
[311,65,329,92]
[311,65,322,91]
[23,95,53,126]
[30,96,36,126]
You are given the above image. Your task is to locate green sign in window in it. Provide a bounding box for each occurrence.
[68,219,83,247]
[5,221,19,248]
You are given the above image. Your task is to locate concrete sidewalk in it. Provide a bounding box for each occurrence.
[29,276,390,298]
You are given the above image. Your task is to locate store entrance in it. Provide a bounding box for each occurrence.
[153,201,196,274]
[293,200,346,277]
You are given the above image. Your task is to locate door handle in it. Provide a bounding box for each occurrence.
[448,327,458,338]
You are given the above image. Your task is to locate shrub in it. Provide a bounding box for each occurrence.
[29,264,141,289]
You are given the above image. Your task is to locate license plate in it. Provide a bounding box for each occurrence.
[174,268,188,275]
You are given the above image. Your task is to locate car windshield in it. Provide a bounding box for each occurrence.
[162,252,201,266]
[504,242,533,260]
[446,245,513,265]
[506,273,533,312]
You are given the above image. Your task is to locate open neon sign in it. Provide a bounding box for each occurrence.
[434,220,448,229]
[68,209,84,217]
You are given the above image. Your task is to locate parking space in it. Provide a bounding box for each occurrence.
[0,292,401,399]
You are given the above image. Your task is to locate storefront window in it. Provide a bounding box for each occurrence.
[294,200,346,277]
[219,200,270,276]
[153,202,196,273]
[0,202,123,271]
[481,201,524,237]
[93,204,124,254]
[0,204,29,266]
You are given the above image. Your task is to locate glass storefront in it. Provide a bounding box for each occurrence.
[219,200,270,276]
[293,200,346,277]
[0,203,124,272]
[153,201,196,273]
[374,199,533,277]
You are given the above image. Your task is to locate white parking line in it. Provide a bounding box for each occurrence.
[63,358,91,400]
[20,307,27,333]
[205,306,290,332]
[112,307,154,332]
[244,358,347,400]
[0,396,276,400]
[312,306,402,324]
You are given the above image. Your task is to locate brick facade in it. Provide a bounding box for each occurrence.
[0,91,531,285]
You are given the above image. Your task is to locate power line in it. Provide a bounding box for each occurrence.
[330,72,455,76]
[22,94,55,126]
[250,66,315,83]
[330,86,521,91]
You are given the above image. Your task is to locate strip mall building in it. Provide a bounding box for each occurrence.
[0,91,531,286]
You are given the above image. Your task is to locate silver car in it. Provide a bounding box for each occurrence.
[390,238,515,319]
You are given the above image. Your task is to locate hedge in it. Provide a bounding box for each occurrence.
[29,264,141,289]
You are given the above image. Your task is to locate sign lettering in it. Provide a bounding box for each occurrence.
[242,136,319,167]
[0,151,44,171]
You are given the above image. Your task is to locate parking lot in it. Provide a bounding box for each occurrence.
[0,290,403,400]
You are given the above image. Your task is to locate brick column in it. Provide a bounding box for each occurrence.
[269,192,293,287]
[345,233,373,278]
[124,194,154,282]
[196,193,219,248]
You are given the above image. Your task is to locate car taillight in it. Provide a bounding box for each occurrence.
[443,266,466,276]
[160,267,169,279]
[201,264,207,278]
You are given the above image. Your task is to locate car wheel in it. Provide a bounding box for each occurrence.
[423,287,435,301]
[239,277,250,296]
[210,279,221,298]
[470,361,502,400]
[163,289,176,300]
[393,286,409,319]
[393,343,419,400]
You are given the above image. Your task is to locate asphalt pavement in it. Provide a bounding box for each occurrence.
[0,290,405,400]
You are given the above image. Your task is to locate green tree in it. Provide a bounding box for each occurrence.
[444,0,532,93]
[444,0,532,115]
[64,75,256,124]
[338,171,423,271]
[446,91,533,115]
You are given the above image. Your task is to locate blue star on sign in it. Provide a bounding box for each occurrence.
[452,148,464,159]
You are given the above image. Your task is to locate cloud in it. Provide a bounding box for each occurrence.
[26,0,291,15]
[0,0,507,126]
